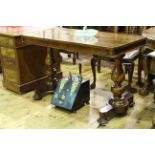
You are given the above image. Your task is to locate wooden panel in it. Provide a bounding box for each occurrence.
[1,47,16,58]
[3,68,19,83]
[0,36,15,47]
[17,45,47,84]
[1,44,62,93]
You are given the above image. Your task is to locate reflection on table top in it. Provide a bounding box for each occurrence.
[23,27,145,49]
[143,27,155,40]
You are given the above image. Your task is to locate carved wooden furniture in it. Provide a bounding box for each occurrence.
[138,27,155,128]
[136,46,153,89]
[137,27,155,96]
[90,50,140,92]
[90,26,143,93]
[0,26,62,94]
[22,27,146,122]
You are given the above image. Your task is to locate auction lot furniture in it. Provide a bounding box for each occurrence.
[90,50,140,92]
[141,27,155,128]
[139,28,155,95]
[21,27,146,121]
[0,27,62,94]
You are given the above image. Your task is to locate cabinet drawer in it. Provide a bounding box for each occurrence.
[1,47,16,59]
[3,68,19,83]
[0,36,15,47]
[1,57,17,69]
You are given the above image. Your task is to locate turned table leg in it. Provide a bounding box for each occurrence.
[33,48,60,100]
[110,57,129,114]
[137,52,144,87]
[98,56,134,125]
[90,57,97,89]
[139,54,151,96]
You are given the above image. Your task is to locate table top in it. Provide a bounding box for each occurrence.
[23,27,145,50]
[0,26,146,57]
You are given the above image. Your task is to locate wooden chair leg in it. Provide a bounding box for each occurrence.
[76,52,79,59]
[73,53,76,65]
[90,57,97,89]
[137,54,143,87]
[124,62,135,92]
[97,59,101,73]
[59,54,63,63]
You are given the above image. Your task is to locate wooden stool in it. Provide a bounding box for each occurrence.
[90,50,140,92]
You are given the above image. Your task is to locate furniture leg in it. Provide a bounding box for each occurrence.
[137,53,143,87]
[76,52,79,59]
[90,57,97,89]
[97,59,101,73]
[33,48,60,100]
[125,62,136,93]
[73,53,76,65]
[98,56,134,125]
[139,54,151,96]
[110,57,129,113]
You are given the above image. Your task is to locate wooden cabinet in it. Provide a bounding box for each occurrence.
[0,34,61,94]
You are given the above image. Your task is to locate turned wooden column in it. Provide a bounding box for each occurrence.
[110,56,128,114]
[46,48,59,89]
[33,48,61,100]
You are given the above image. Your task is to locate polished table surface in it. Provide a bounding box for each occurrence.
[22,27,146,57]
[0,26,146,57]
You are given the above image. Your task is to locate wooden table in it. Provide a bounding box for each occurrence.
[21,27,146,122]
